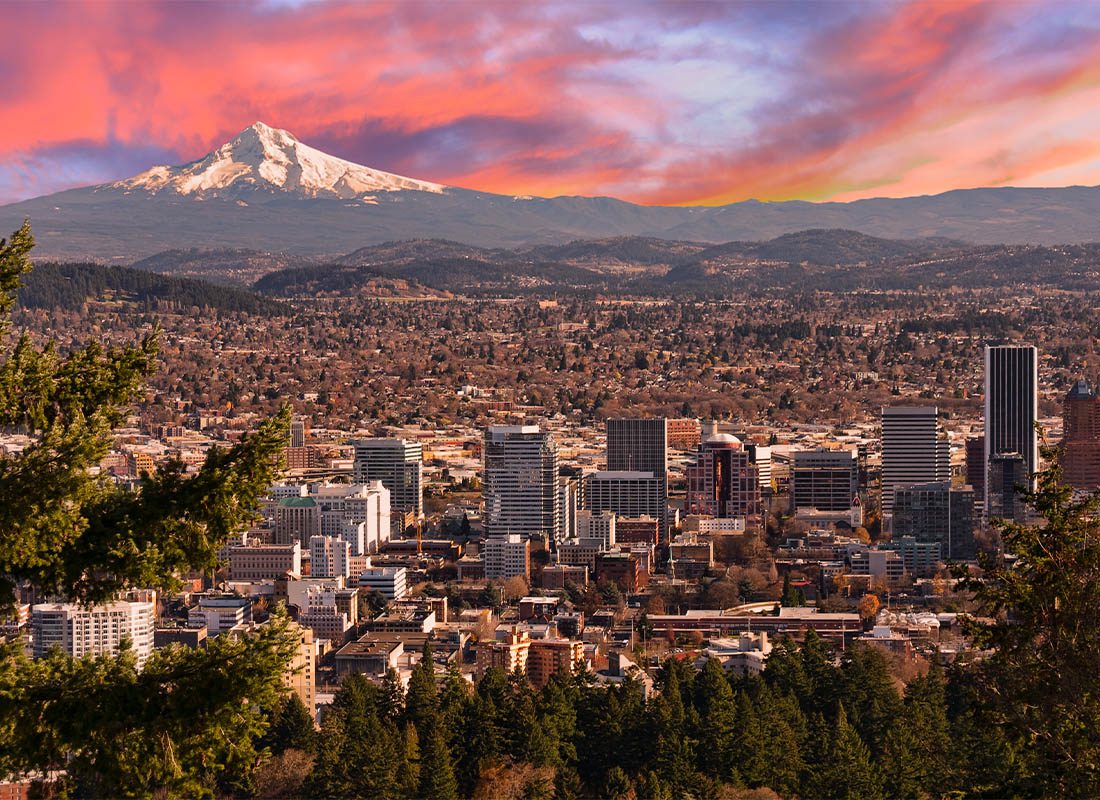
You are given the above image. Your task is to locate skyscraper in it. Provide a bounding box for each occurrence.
[685,434,762,522]
[482,425,561,542]
[585,471,668,542]
[606,418,668,533]
[352,438,423,521]
[1060,379,1100,491]
[881,406,950,518]
[984,345,1038,514]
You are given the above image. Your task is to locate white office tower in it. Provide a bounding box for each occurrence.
[352,438,423,519]
[312,481,391,554]
[310,535,351,579]
[482,426,561,541]
[575,509,617,548]
[32,598,156,667]
[881,406,950,518]
[984,345,1039,514]
[606,418,668,532]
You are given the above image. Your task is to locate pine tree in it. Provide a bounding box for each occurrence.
[0,223,297,795]
[419,715,459,800]
[397,722,421,799]
[263,693,316,755]
[957,456,1100,796]
[693,657,737,782]
[809,705,883,800]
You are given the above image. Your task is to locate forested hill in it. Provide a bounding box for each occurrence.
[18,262,284,315]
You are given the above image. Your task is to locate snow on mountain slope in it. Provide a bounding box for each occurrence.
[111,122,446,199]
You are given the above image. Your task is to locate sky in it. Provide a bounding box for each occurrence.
[4,0,1100,206]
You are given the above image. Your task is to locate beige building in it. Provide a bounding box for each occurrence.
[527,638,584,688]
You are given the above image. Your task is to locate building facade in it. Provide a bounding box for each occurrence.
[891,481,976,560]
[32,598,156,667]
[880,405,950,517]
[482,426,561,541]
[1061,379,1100,491]
[685,434,762,522]
[352,438,423,520]
[792,449,859,512]
[984,344,1038,515]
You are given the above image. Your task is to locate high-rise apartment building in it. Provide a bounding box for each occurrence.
[891,482,976,560]
[880,406,950,517]
[32,598,156,667]
[482,426,561,541]
[483,534,533,580]
[685,434,762,522]
[352,438,423,521]
[1060,379,1100,491]
[984,345,1038,514]
[606,418,668,533]
[988,452,1029,523]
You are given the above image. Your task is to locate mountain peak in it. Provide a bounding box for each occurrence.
[110,122,445,199]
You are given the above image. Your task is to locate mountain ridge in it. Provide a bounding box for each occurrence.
[5,123,1100,259]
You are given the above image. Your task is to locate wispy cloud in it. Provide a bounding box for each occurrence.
[2,0,1100,205]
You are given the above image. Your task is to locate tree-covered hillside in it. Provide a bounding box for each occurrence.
[18,262,284,315]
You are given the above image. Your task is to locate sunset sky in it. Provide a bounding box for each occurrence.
[4,0,1100,206]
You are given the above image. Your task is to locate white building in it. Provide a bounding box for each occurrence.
[32,598,156,667]
[575,509,616,547]
[189,596,252,636]
[585,471,666,537]
[881,406,950,517]
[309,535,351,579]
[357,565,409,600]
[483,534,532,580]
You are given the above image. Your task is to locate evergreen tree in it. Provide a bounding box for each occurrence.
[0,223,296,795]
[692,658,738,782]
[807,705,883,800]
[957,457,1100,797]
[262,694,316,755]
[881,665,952,798]
[397,722,421,799]
[419,715,459,800]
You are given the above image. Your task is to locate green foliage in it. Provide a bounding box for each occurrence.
[0,617,297,797]
[0,224,297,795]
[956,455,1100,796]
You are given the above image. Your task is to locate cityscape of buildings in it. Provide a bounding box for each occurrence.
[6,336,1076,729]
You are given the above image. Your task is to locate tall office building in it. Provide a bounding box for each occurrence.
[984,345,1038,514]
[988,453,1029,522]
[483,426,561,541]
[352,438,423,520]
[1060,379,1100,491]
[289,418,307,449]
[791,449,859,512]
[585,471,668,542]
[606,418,668,533]
[685,434,762,522]
[607,418,667,473]
[881,406,950,517]
[309,535,351,579]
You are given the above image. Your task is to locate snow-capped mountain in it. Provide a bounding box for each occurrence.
[5,121,1100,262]
[110,122,445,200]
